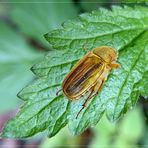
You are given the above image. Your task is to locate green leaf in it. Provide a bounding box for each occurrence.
[80,0,109,12]
[0,3,8,17]
[90,106,145,148]
[10,0,78,47]
[2,6,148,138]
[0,22,42,113]
[40,128,79,148]
[118,106,144,141]
[121,0,148,3]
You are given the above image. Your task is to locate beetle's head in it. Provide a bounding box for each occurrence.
[93,46,118,63]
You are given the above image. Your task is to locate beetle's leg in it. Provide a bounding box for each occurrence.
[76,89,94,119]
[56,88,62,96]
[109,62,120,69]
[76,81,102,119]
[76,78,106,119]
[95,78,106,94]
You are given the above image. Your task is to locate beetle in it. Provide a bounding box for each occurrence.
[57,46,119,118]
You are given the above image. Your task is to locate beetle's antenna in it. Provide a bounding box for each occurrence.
[56,89,62,96]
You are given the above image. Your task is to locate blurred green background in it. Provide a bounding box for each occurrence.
[0,0,147,147]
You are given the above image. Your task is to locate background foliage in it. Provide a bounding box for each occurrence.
[0,0,148,148]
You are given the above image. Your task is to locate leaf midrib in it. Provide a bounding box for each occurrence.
[48,27,147,40]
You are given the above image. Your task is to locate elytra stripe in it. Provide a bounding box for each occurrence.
[67,63,100,93]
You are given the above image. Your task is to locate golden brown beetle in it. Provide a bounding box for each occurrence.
[57,46,119,118]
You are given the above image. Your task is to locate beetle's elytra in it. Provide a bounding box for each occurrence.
[57,46,119,118]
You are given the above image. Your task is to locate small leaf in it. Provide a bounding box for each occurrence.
[119,106,145,141]
[2,6,148,138]
[10,0,78,47]
[0,22,42,113]
[80,0,108,12]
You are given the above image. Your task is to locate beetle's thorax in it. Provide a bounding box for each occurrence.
[92,46,117,63]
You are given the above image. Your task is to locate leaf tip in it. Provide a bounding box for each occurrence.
[1,124,15,139]
[17,90,22,99]
[44,33,48,41]
[1,131,10,138]
[17,86,28,101]
[30,65,35,73]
